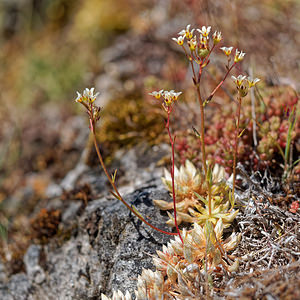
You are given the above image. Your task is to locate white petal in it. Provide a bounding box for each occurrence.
[185,160,197,178]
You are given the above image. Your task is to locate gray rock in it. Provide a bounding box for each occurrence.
[24,245,45,285]
[62,201,82,223]
[24,245,41,269]
[0,183,173,299]
[60,162,89,192]
[0,260,7,282]
[6,274,32,300]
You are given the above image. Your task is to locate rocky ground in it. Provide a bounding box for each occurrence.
[0,142,299,299]
[0,1,299,299]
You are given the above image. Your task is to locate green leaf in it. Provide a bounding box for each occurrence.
[229,190,235,209]
[111,169,118,183]
[285,107,296,163]
[0,223,7,241]
[206,165,213,187]
[194,192,208,205]
[238,128,246,138]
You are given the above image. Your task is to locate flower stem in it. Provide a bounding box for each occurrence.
[166,108,184,244]
[205,62,236,104]
[232,95,242,209]
[90,118,178,236]
[190,62,208,177]
[189,59,212,218]
[208,184,212,217]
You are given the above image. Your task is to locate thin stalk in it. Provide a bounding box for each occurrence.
[185,45,237,217]
[190,61,208,177]
[189,53,211,217]
[197,87,208,177]
[208,184,212,216]
[231,95,242,209]
[201,44,215,67]
[284,107,297,172]
[204,245,209,299]
[90,118,178,236]
[166,108,184,244]
[205,62,236,104]
[249,67,258,147]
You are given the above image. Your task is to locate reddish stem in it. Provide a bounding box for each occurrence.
[206,62,236,103]
[201,44,215,67]
[166,107,184,244]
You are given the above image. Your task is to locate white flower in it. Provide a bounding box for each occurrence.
[197,26,211,37]
[199,34,208,46]
[159,90,182,106]
[75,91,83,103]
[149,89,164,99]
[220,46,233,56]
[247,77,260,88]
[162,91,172,105]
[171,91,182,101]
[178,24,191,35]
[172,35,185,46]
[212,31,222,44]
[75,88,99,103]
[166,90,182,101]
[232,75,247,87]
[234,49,246,62]
[178,24,195,39]
[188,36,197,51]
[83,87,99,101]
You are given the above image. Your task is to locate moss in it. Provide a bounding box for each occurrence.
[95,97,166,163]
[30,208,61,244]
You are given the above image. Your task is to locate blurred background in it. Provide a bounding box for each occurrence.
[0,0,299,275]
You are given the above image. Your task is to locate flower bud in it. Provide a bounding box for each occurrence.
[238,84,248,97]
[198,48,209,58]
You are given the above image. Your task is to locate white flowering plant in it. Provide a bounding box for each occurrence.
[76,24,261,299]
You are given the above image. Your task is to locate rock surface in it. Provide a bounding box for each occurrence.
[0,161,174,299]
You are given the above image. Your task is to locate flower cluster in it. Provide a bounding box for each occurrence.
[75,88,101,124]
[172,24,245,66]
[149,89,182,110]
[75,87,99,104]
[232,75,260,97]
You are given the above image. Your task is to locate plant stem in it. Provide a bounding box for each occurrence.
[189,50,236,217]
[208,184,212,216]
[190,62,208,177]
[90,118,178,236]
[232,95,242,208]
[166,108,184,244]
[205,62,236,104]
[190,57,213,218]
